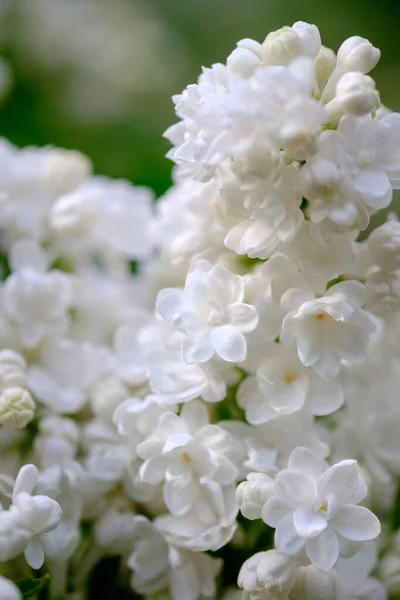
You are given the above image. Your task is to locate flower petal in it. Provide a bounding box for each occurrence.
[182,335,215,365]
[226,303,258,333]
[180,400,210,432]
[163,479,195,516]
[156,288,187,321]
[293,506,327,538]
[13,464,38,500]
[275,470,316,506]
[275,513,306,556]
[288,447,324,483]
[332,505,381,541]
[24,537,45,570]
[210,325,247,363]
[317,460,362,504]
[308,375,344,416]
[306,526,339,571]
[262,496,292,528]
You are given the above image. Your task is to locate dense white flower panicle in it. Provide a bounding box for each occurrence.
[0,18,399,600]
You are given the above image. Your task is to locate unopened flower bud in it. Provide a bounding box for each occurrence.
[238,550,295,598]
[0,387,35,429]
[334,71,379,116]
[366,269,400,316]
[260,26,303,65]
[293,565,338,599]
[50,190,96,233]
[368,221,400,270]
[227,44,262,78]
[236,473,273,520]
[44,149,92,196]
[380,552,400,593]
[300,158,340,200]
[292,22,321,57]
[0,576,21,600]
[337,35,380,74]
[92,376,129,422]
[315,46,337,91]
[0,349,27,390]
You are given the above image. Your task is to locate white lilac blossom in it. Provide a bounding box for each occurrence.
[259,447,380,571]
[0,20,400,600]
[156,260,258,364]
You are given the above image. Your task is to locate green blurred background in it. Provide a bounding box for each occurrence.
[0,0,399,197]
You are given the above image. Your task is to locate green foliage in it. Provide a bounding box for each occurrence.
[15,574,50,599]
[0,253,11,281]
[16,418,39,458]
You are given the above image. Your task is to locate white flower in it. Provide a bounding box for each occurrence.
[222,164,304,259]
[368,220,400,271]
[6,464,62,569]
[112,313,158,387]
[0,576,21,600]
[114,395,168,450]
[365,268,400,316]
[281,224,357,292]
[95,503,139,554]
[128,516,222,599]
[0,387,35,429]
[156,260,258,364]
[281,281,376,379]
[227,39,262,78]
[241,345,344,424]
[50,177,155,262]
[28,338,110,413]
[262,447,381,571]
[149,349,231,405]
[2,268,71,348]
[307,114,400,228]
[136,401,240,515]
[155,477,238,552]
[0,141,88,246]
